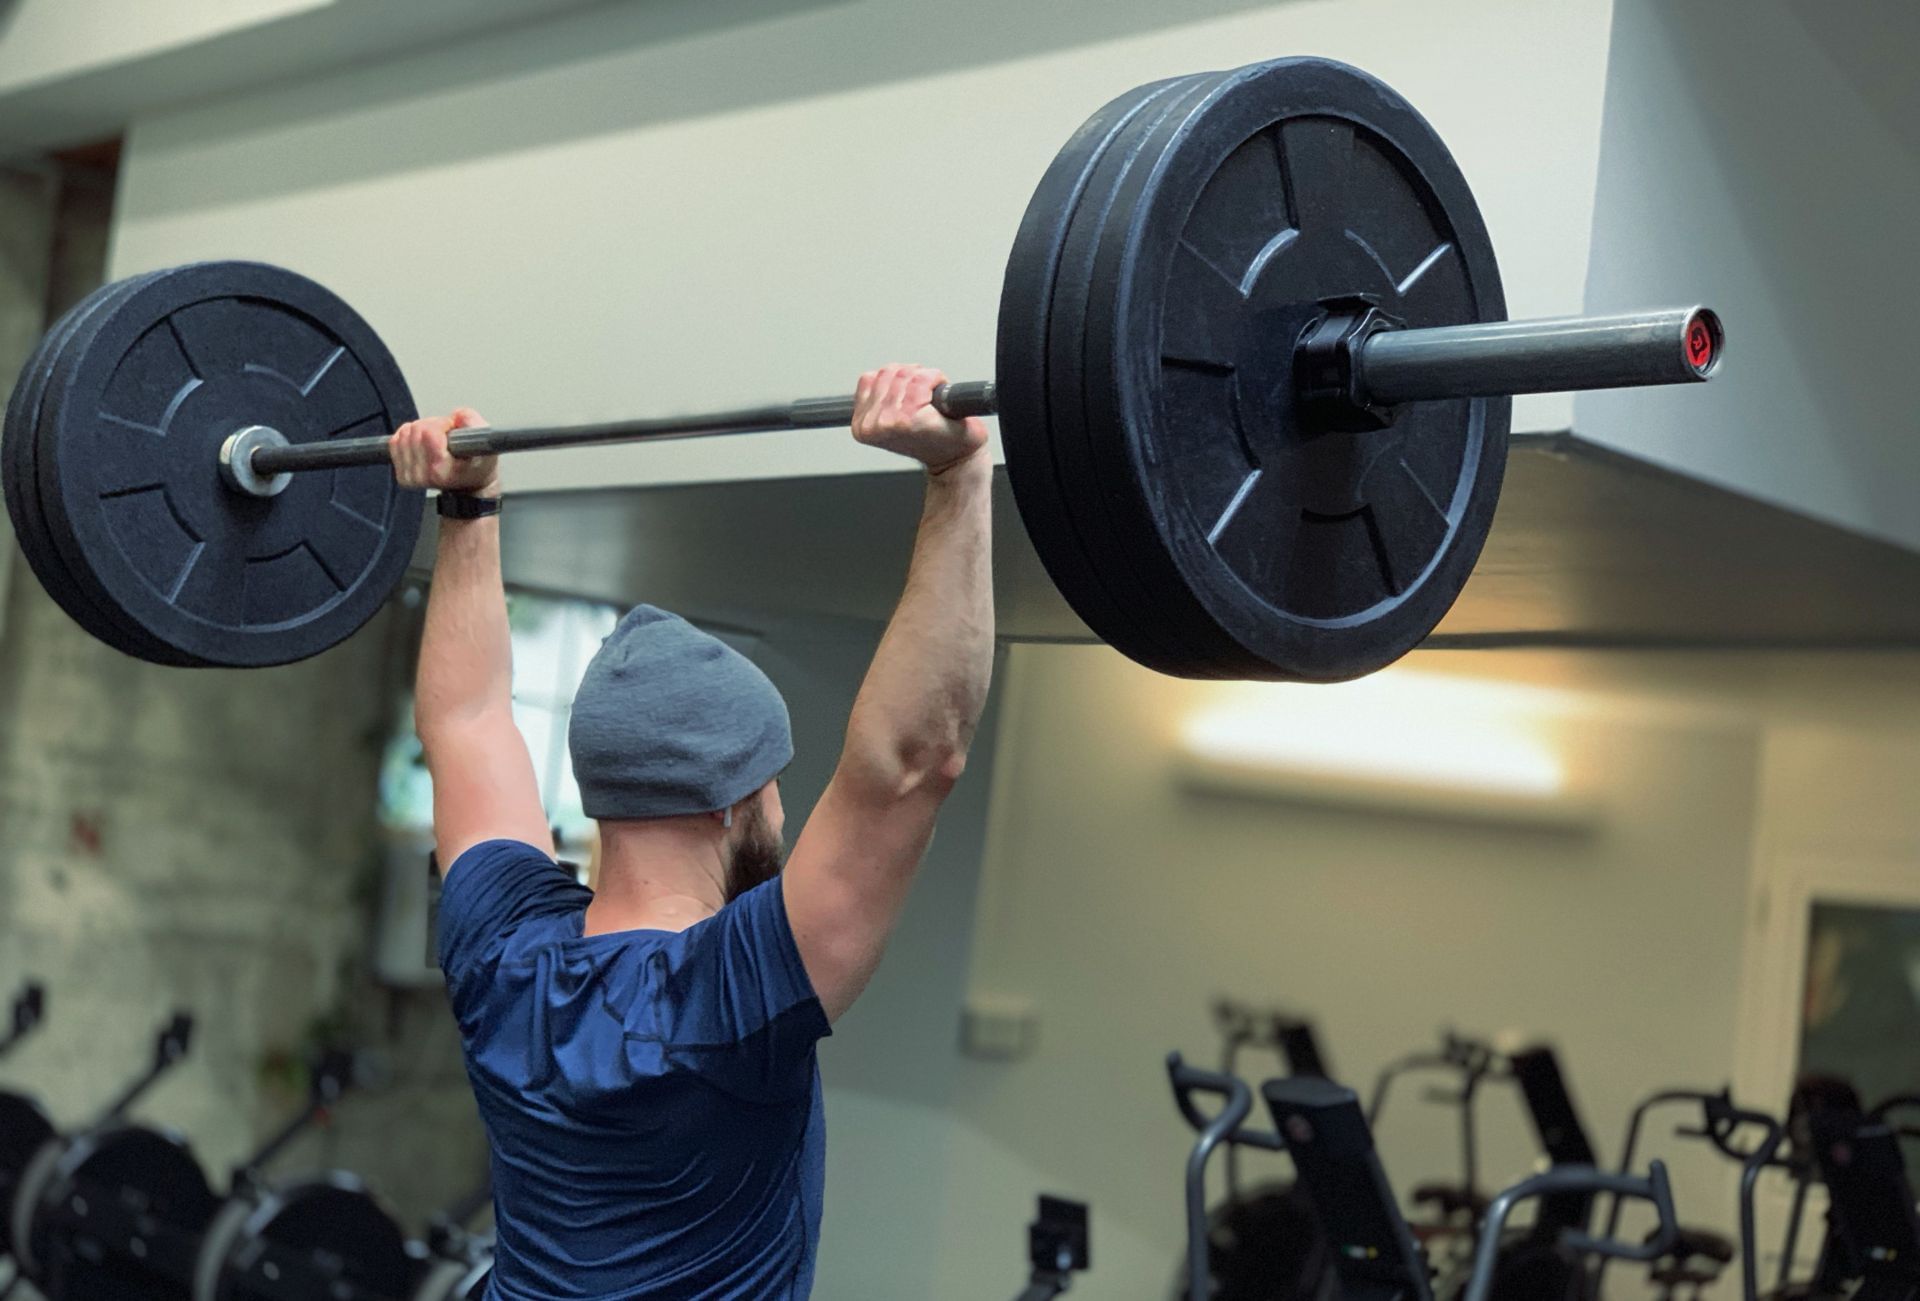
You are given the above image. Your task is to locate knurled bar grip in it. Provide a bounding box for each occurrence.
[245,381,1000,477]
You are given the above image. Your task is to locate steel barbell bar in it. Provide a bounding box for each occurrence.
[224,307,1720,497]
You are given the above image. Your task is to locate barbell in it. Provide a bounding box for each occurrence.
[1,57,1722,681]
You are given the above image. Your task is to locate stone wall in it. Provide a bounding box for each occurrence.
[0,152,486,1256]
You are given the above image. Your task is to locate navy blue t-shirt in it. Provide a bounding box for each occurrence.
[438,840,831,1300]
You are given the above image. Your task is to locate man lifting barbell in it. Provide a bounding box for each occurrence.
[397,364,992,1299]
[0,47,1741,1301]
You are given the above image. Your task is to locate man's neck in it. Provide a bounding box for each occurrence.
[585,819,726,937]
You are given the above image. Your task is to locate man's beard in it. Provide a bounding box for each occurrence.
[724,803,786,903]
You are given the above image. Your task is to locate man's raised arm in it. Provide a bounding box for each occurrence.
[397,410,554,869]
[783,364,996,1022]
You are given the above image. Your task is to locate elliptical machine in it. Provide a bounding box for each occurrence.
[1216,1001,1333,1212]
[1471,1045,1605,1301]
[1601,1085,1785,1301]
[1263,1073,1681,1301]
[1167,1054,1333,1301]
[1368,1031,1498,1254]
[1164,1002,1337,1301]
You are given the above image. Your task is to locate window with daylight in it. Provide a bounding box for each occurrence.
[379,592,620,848]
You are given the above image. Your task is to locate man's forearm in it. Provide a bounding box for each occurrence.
[843,457,995,791]
[416,514,513,739]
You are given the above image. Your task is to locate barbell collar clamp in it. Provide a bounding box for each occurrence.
[219,426,296,499]
[1294,297,1404,433]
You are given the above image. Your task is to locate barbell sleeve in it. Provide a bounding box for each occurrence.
[1356,307,1722,406]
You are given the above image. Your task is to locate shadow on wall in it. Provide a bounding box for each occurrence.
[1785,0,1920,161]
[123,0,1296,215]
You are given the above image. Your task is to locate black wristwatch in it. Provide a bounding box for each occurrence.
[436,491,502,520]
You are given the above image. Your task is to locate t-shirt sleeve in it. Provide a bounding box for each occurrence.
[437,839,591,996]
[654,875,831,1102]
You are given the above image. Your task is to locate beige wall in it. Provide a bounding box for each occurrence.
[902,643,1764,1296]
[109,0,1614,496]
[811,645,1920,1299]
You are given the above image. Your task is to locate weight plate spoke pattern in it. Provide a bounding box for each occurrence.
[1395,248,1475,324]
[51,271,228,663]
[1276,117,1356,236]
[1080,57,1509,681]
[1160,361,1257,531]
[1159,240,1248,372]
[1357,449,1456,598]
[1180,127,1293,288]
[37,263,419,667]
[1208,468,1305,610]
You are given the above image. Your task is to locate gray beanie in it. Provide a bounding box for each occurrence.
[568,606,793,820]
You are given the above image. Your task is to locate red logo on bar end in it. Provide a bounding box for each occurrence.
[1686,319,1714,370]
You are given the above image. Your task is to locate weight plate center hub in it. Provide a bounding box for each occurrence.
[1236,204,1401,520]
[1152,96,1496,630]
